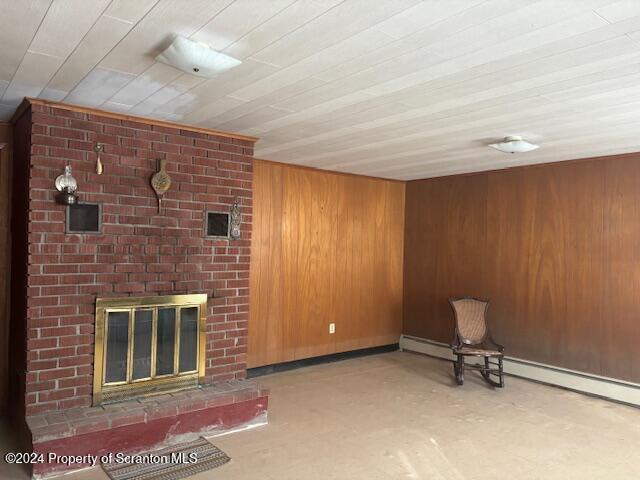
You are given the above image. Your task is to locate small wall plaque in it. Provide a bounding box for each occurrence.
[206,212,230,238]
[67,203,101,233]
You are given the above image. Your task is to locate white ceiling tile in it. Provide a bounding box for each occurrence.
[223,0,348,60]
[104,0,159,23]
[1,52,64,106]
[47,14,137,92]
[372,0,485,40]
[232,28,396,102]
[184,76,326,124]
[107,62,182,106]
[273,81,365,112]
[213,105,293,131]
[595,0,640,23]
[250,0,421,68]
[182,95,248,124]
[249,91,375,134]
[102,101,134,112]
[310,0,344,7]
[29,0,111,58]
[151,89,202,116]
[170,73,207,90]
[191,0,295,51]
[65,67,136,107]
[128,84,190,115]
[150,59,278,116]
[1,0,640,178]
[155,111,183,121]
[0,0,51,81]
[426,2,606,60]
[40,88,68,101]
[383,0,535,58]
[127,73,209,117]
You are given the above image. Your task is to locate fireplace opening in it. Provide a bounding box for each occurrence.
[93,294,207,405]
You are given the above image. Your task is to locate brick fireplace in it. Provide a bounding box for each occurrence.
[9,99,268,477]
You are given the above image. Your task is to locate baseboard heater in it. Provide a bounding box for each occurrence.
[400,335,640,407]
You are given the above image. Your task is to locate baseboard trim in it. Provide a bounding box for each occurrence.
[247,344,399,378]
[400,335,640,407]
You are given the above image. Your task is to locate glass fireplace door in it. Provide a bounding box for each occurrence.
[93,294,207,405]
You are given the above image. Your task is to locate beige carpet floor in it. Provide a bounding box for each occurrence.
[2,351,639,479]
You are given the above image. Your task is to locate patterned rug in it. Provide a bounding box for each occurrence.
[101,438,230,480]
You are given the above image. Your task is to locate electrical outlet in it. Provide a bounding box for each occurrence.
[329,323,335,334]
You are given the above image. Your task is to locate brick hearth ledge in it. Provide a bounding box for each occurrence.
[27,380,269,477]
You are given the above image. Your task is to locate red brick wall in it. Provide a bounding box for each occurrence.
[19,101,254,415]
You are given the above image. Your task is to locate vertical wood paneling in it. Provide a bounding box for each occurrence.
[485,164,605,371]
[248,162,288,367]
[287,167,337,360]
[435,175,488,340]
[0,122,10,414]
[403,181,444,341]
[404,153,640,384]
[600,158,640,381]
[403,175,487,342]
[249,161,405,368]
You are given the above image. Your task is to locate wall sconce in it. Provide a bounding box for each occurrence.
[55,165,79,205]
[230,199,241,239]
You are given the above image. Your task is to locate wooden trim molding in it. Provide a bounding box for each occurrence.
[400,335,640,407]
[255,158,407,184]
[11,98,258,143]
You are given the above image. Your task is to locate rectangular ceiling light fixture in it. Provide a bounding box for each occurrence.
[156,36,242,78]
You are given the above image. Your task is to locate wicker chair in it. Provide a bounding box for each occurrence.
[449,297,504,387]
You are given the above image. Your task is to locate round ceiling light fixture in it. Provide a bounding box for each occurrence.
[488,135,539,154]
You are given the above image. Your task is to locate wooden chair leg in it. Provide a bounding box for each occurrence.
[480,356,504,388]
[456,355,464,385]
[481,357,492,384]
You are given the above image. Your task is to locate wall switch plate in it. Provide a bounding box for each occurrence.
[329,323,335,334]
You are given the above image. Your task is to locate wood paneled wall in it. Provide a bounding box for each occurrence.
[403,153,640,384]
[0,123,12,414]
[249,160,405,368]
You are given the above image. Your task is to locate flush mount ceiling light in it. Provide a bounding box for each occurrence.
[156,36,241,78]
[488,135,539,154]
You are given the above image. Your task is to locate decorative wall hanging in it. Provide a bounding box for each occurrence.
[150,158,171,214]
[230,200,241,239]
[94,142,104,175]
[55,165,79,205]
